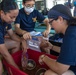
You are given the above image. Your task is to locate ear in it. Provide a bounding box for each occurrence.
[58,16,64,22]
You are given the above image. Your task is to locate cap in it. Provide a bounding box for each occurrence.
[48,4,72,20]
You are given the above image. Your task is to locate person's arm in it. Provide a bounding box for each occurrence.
[36,10,51,37]
[0,60,3,75]
[0,44,19,69]
[14,11,27,35]
[42,18,51,37]
[39,55,70,75]
[7,29,21,42]
[15,24,27,35]
[7,29,28,51]
[15,24,31,40]
[52,45,60,53]
[40,39,60,53]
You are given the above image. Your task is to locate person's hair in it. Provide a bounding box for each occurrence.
[48,4,76,25]
[0,0,18,13]
[23,0,35,3]
[68,17,76,25]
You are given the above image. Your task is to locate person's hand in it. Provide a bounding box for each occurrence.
[40,39,53,54]
[42,29,50,37]
[21,39,28,52]
[23,32,32,40]
[39,54,46,65]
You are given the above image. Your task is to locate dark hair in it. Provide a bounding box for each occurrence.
[68,18,76,25]
[0,0,18,13]
[23,0,35,3]
[48,4,76,25]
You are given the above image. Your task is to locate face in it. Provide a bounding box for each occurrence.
[23,1,35,13]
[23,1,35,8]
[49,18,63,33]
[1,9,19,24]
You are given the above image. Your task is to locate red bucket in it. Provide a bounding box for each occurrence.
[3,49,58,75]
